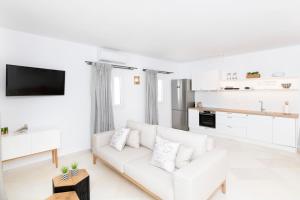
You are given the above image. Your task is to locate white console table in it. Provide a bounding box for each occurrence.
[1,130,61,168]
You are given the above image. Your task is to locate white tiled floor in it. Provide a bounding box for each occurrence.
[4,137,300,200]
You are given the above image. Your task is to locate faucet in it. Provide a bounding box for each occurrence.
[259,100,265,112]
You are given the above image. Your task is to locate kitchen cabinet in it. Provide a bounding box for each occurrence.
[189,108,298,151]
[273,117,297,147]
[188,109,199,129]
[192,70,220,91]
[246,115,273,143]
[216,112,247,138]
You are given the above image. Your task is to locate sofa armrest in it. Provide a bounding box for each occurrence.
[92,130,114,154]
[173,150,228,200]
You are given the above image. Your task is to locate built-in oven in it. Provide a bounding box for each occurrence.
[199,111,216,128]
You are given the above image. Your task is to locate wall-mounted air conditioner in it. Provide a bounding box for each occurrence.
[97,48,128,64]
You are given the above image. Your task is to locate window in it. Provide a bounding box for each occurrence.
[157,79,163,103]
[112,76,121,106]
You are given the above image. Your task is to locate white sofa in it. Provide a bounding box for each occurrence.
[92,120,229,200]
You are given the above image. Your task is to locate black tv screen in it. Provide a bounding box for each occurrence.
[6,65,65,96]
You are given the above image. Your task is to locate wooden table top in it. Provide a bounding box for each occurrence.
[47,192,79,200]
[53,169,89,187]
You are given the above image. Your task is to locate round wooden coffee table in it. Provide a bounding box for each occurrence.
[52,169,90,200]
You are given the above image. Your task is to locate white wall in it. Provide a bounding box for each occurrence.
[0,28,179,169]
[178,46,300,113]
[0,28,97,169]
[111,53,179,129]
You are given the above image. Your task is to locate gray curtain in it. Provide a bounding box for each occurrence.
[91,63,115,133]
[145,70,158,125]
[0,135,7,200]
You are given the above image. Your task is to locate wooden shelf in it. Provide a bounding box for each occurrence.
[220,77,300,91]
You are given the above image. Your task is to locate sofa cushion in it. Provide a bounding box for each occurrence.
[95,146,151,173]
[157,126,207,159]
[126,120,157,150]
[110,128,130,151]
[124,155,174,200]
[126,129,140,148]
[176,145,194,169]
[151,136,180,172]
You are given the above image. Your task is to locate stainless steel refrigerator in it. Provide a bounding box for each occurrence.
[171,79,195,131]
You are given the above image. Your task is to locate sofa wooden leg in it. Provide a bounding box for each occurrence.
[221,180,226,194]
[93,154,97,164]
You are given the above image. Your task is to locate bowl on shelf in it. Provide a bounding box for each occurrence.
[281,83,292,89]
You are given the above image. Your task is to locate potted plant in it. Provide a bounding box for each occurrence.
[61,166,69,180]
[71,162,78,176]
[246,71,261,79]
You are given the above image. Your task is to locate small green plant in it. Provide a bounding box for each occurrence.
[71,162,78,170]
[61,166,69,174]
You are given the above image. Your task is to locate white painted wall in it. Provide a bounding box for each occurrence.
[0,28,97,169]
[0,28,179,169]
[178,46,300,113]
[110,52,179,129]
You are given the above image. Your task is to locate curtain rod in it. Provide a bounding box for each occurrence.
[142,69,173,74]
[85,61,138,70]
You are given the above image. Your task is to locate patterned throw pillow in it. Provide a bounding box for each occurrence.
[150,136,180,172]
[110,128,130,151]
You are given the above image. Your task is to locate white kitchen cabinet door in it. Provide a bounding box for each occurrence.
[216,112,247,137]
[273,118,296,147]
[247,115,273,143]
[192,70,220,91]
[188,109,199,129]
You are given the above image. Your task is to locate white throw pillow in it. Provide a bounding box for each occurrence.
[150,136,180,172]
[110,128,130,151]
[176,145,194,169]
[126,130,140,148]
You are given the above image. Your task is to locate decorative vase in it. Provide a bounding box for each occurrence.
[71,169,78,176]
[283,102,289,114]
[61,173,69,180]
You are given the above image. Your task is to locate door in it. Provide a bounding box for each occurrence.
[247,115,273,143]
[171,80,186,111]
[273,117,296,147]
[172,110,188,131]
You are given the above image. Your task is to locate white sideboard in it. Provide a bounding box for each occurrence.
[1,130,61,167]
[189,108,299,151]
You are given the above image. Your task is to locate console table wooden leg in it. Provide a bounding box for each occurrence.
[51,150,55,163]
[221,180,226,194]
[52,149,58,168]
[93,154,97,165]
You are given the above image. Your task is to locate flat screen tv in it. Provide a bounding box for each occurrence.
[6,64,65,96]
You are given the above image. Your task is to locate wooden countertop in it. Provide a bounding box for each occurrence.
[189,107,299,119]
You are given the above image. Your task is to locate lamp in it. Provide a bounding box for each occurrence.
[134,76,140,85]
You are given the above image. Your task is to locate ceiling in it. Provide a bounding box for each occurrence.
[1,0,300,61]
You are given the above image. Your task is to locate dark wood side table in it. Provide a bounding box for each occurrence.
[52,169,90,200]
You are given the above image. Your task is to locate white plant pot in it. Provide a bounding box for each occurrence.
[61,173,69,180]
[71,169,78,176]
